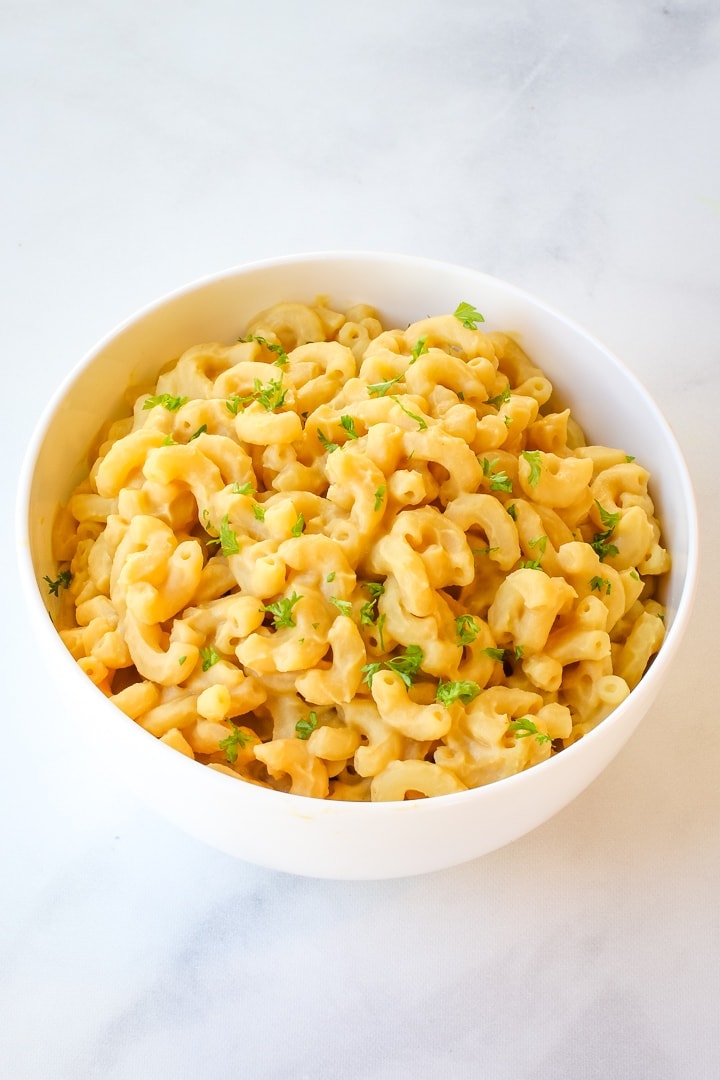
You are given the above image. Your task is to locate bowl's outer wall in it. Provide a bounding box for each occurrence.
[18,253,698,878]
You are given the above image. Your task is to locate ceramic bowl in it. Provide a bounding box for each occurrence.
[17,252,699,878]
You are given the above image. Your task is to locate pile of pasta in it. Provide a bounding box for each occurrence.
[50,297,670,801]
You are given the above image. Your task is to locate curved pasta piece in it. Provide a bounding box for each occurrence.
[445,492,520,572]
[370,759,468,801]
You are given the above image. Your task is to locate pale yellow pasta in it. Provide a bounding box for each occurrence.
[47,296,670,801]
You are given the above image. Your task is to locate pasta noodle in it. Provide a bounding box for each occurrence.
[47,297,670,800]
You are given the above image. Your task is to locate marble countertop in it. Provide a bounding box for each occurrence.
[2,2,719,1077]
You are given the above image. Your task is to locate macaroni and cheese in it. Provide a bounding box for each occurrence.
[47,297,670,800]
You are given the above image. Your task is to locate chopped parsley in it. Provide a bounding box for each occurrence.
[518,535,547,570]
[373,485,386,512]
[326,571,336,583]
[367,374,403,397]
[291,513,305,537]
[360,581,385,625]
[453,302,485,329]
[590,575,612,595]
[480,456,513,492]
[521,450,542,487]
[482,646,506,663]
[238,333,289,366]
[43,569,72,596]
[590,501,621,561]
[253,377,287,412]
[361,644,424,689]
[263,591,302,629]
[329,596,353,617]
[340,415,359,439]
[252,503,266,522]
[200,644,221,672]
[231,481,255,495]
[218,723,255,764]
[436,680,482,707]
[486,384,511,408]
[455,614,480,646]
[188,424,207,440]
[317,429,339,453]
[225,394,242,416]
[410,336,429,362]
[295,711,318,740]
[143,393,188,412]
[506,717,551,744]
[207,514,240,556]
[390,395,427,429]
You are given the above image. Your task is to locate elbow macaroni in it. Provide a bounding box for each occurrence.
[48,296,670,801]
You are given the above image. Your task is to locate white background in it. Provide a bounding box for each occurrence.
[2,2,719,1077]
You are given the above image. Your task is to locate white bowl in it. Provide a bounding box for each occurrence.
[17,252,699,879]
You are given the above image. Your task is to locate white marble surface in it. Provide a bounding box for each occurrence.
[2,1,719,1076]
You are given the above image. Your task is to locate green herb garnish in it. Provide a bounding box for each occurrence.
[200,644,221,672]
[455,614,480,646]
[329,596,353,617]
[43,569,72,596]
[506,717,551,744]
[291,513,305,537]
[340,415,359,440]
[390,396,427,429]
[521,450,542,487]
[486,384,511,408]
[367,374,403,397]
[295,711,318,740]
[317,429,338,453]
[410,336,428,362]
[143,393,188,412]
[453,302,485,329]
[263,591,302,629]
[219,723,255,763]
[436,680,482,707]
[361,644,424,689]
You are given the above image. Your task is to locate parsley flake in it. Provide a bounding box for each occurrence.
[521,450,542,487]
[219,723,255,763]
[506,717,551,744]
[455,614,480,647]
[410,336,429,362]
[367,375,403,397]
[43,569,72,596]
[295,711,319,740]
[453,302,485,329]
[317,429,339,453]
[340,415,359,439]
[200,644,221,671]
[143,393,188,412]
[362,644,424,689]
[486,384,511,408]
[329,596,353,617]
[291,513,305,537]
[436,680,482,707]
[263,592,302,629]
[390,396,427,429]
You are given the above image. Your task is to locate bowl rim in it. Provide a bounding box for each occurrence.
[15,250,701,816]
